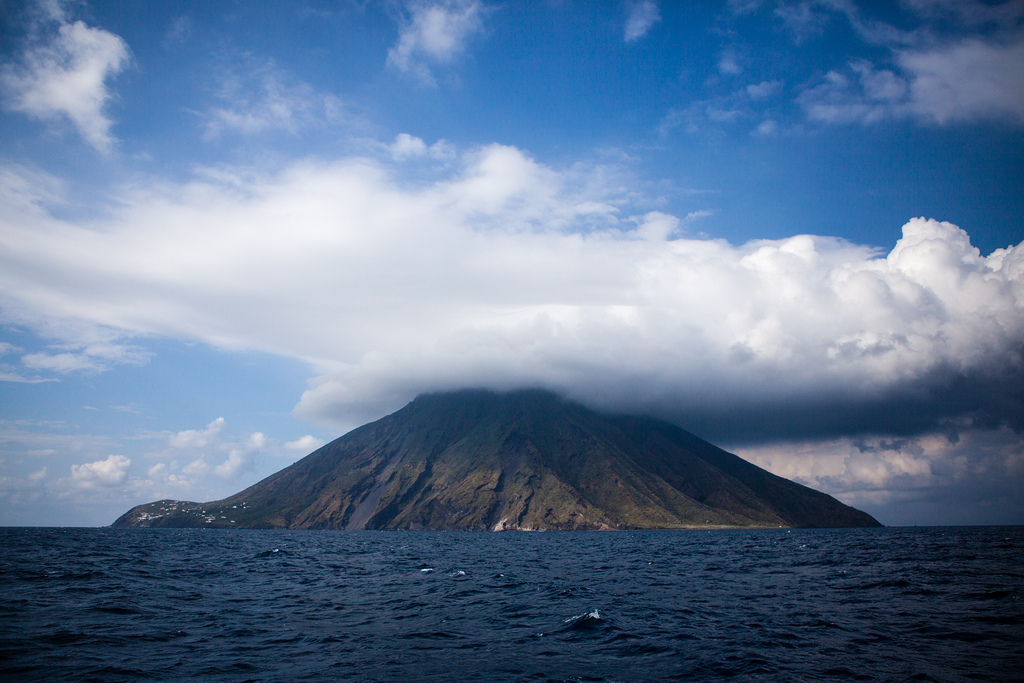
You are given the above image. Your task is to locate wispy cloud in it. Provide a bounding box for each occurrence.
[769,0,1024,126]
[624,1,661,42]
[21,342,149,374]
[718,47,743,75]
[0,10,129,153]
[0,343,56,383]
[899,37,1024,124]
[658,79,783,137]
[745,79,782,100]
[0,369,57,383]
[800,62,904,125]
[203,60,342,138]
[162,15,193,49]
[770,0,917,47]
[801,38,1024,125]
[387,0,485,85]
[773,1,831,43]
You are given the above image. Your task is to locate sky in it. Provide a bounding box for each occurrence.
[1,0,1022,527]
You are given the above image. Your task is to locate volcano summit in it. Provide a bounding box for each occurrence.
[113,390,879,530]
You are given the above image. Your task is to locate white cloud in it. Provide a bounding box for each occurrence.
[0,366,54,384]
[0,17,130,153]
[737,435,936,494]
[390,132,429,158]
[660,79,784,136]
[203,62,340,137]
[21,351,99,373]
[182,457,210,478]
[388,133,454,160]
[624,1,661,42]
[285,435,326,452]
[0,148,1021,442]
[745,80,782,100]
[387,0,484,85]
[800,65,904,124]
[774,1,831,43]
[160,418,263,482]
[632,211,679,241]
[899,37,1024,124]
[146,462,190,489]
[0,300,149,379]
[735,426,1024,525]
[36,0,68,22]
[20,341,149,374]
[718,48,743,75]
[169,417,226,449]
[213,449,249,479]
[774,0,918,47]
[163,16,193,48]
[0,415,281,524]
[71,454,130,487]
[740,0,1024,127]
[802,37,1024,126]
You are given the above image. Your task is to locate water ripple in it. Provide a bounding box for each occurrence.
[1,527,1022,682]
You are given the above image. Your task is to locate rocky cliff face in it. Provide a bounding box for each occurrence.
[113,389,880,530]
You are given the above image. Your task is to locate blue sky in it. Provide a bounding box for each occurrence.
[1,0,1022,527]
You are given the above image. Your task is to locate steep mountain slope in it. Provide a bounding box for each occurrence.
[113,389,880,529]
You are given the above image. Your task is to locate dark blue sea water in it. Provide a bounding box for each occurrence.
[1,527,1022,682]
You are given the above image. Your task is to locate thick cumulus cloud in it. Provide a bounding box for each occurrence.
[162,418,265,482]
[292,215,1024,442]
[0,143,1022,447]
[70,454,130,487]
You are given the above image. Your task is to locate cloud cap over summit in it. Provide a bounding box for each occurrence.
[1,0,1022,527]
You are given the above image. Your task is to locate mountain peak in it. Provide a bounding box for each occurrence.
[113,389,880,530]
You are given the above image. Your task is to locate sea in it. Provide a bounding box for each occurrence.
[1,527,1021,682]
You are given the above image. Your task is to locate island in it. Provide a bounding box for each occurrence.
[113,389,881,530]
